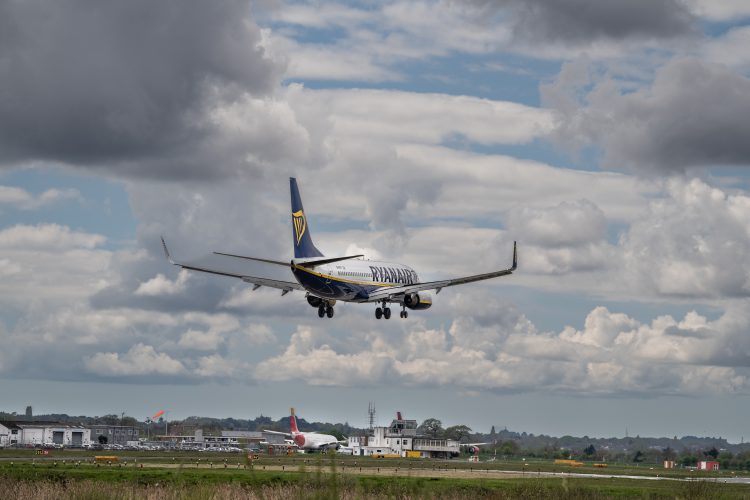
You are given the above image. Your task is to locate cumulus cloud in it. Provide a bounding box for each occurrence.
[495,0,697,44]
[508,199,607,247]
[0,0,286,180]
[543,58,750,175]
[85,344,186,376]
[0,224,105,250]
[0,224,112,309]
[135,270,190,296]
[0,186,81,210]
[267,0,697,81]
[686,0,750,21]
[619,178,750,298]
[255,295,750,396]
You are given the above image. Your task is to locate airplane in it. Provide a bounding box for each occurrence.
[263,408,343,452]
[161,177,516,319]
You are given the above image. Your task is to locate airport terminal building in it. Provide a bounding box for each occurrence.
[348,412,460,458]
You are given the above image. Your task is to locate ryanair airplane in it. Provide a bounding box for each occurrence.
[161,178,516,319]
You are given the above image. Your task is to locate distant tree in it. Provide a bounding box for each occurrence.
[704,447,719,460]
[98,435,107,445]
[583,444,596,457]
[101,414,119,425]
[662,447,677,461]
[490,425,496,437]
[499,440,520,456]
[327,429,346,441]
[418,418,443,438]
[121,416,138,427]
[632,450,644,463]
[444,425,472,442]
[680,454,698,467]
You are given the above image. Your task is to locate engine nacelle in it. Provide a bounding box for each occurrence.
[404,292,432,310]
[307,295,323,308]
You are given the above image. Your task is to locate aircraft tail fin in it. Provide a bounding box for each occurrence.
[290,407,299,434]
[290,178,323,259]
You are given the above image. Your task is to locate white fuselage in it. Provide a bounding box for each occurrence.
[293,430,339,450]
[292,258,420,303]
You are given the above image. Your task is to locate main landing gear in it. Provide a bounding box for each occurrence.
[317,303,334,319]
[375,302,407,319]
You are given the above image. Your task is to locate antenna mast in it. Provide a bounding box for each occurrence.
[367,402,376,431]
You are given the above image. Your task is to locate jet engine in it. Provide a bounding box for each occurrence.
[404,292,432,310]
[307,295,323,308]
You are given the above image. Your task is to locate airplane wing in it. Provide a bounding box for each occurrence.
[367,242,517,302]
[262,429,292,437]
[161,237,303,294]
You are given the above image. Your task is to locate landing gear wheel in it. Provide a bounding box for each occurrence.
[318,306,325,318]
[326,305,334,318]
[375,307,383,319]
[400,310,408,319]
[383,307,391,320]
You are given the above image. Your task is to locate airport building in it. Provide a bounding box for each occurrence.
[348,412,460,458]
[153,429,285,449]
[90,425,140,446]
[0,420,91,448]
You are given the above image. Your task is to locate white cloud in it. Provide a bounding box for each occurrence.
[0,186,81,210]
[702,26,750,70]
[289,87,556,147]
[542,58,750,174]
[178,329,223,351]
[194,354,251,378]
[620,178,750,299]
[135,269,190,296]
[85,343,186,376]
[254,297,750,396]
[686,0,750,21]
[0,223,105,250]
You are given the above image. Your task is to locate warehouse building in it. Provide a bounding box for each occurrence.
[348,412,460,458]
[90,425,140,446]
[0,421,91,448]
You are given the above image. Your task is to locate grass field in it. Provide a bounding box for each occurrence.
[1,454,750,499]
[2,448,746,481]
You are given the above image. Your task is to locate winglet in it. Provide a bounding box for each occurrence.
[511,241,517,271]
[160,236,175,265]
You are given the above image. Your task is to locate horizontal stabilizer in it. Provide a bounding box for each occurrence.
[294,254,364,268]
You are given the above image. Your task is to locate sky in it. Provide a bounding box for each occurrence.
[2,0,750,442]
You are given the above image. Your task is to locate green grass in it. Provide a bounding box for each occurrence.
[1,460,750,499]
[3,449,744,479]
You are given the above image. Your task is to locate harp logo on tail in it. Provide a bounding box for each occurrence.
[293,210,306,245]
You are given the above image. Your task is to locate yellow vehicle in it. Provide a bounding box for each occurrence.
[554,459,583,467]
[405,451,422,458]
[94,456,119,463]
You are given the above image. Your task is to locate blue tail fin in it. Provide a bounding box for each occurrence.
[290,178,323,258]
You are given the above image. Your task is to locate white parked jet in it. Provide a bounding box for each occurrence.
[161,178,516,319]
[264,408,343,451]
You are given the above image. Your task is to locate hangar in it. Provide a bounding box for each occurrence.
[0,420,91,448]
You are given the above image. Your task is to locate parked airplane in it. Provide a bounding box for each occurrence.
[264,408,343,451]
[161,178,516,319]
